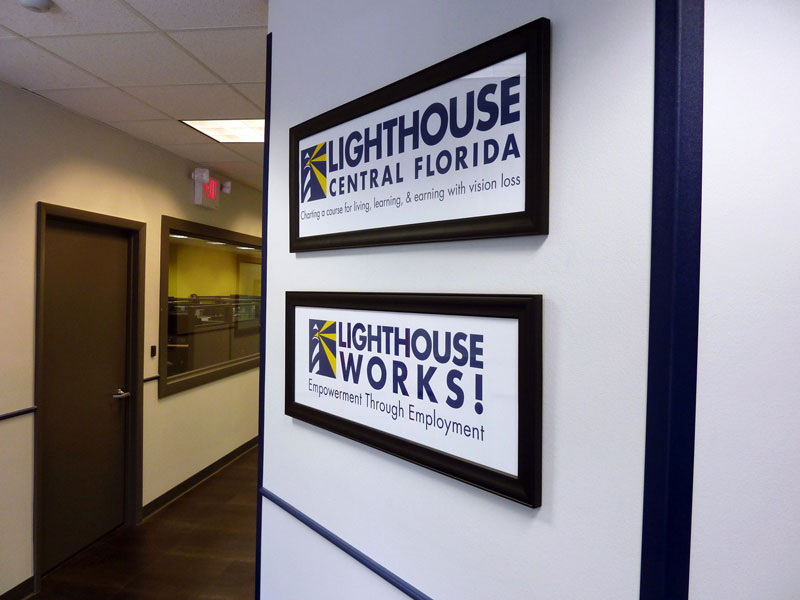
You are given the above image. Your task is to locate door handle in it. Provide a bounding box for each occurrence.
[113,388,131,400]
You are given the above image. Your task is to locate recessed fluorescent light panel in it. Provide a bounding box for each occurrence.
[182,119,265,143]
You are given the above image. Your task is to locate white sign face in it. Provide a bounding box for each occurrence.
[296,54,527,239]
[293,306,520,476]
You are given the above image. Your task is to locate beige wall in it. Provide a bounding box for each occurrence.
[0,415,34,595]
[0,82,261,595]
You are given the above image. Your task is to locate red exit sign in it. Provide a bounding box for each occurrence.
[203,178,219,201]
[194,175,220,209]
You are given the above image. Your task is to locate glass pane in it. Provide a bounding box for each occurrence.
[166,233,261,378]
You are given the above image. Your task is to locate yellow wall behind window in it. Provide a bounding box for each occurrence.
[238,261,262,296]
[168,250,178,296]
[169,244,239,297]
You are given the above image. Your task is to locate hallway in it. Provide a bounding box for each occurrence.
[38,447,258,599]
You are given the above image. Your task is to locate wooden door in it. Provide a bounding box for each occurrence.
[39,217,131,573]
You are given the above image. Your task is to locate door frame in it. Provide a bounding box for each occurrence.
[33,202,145,585]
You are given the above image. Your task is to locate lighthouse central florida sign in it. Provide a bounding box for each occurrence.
[289,18,550,252]
[285,292,542,507]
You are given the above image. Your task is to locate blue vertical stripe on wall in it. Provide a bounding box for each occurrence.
[640,1,704,598]
[255,32,272,600]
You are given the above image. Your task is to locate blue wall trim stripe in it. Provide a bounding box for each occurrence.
[260,487,434,600]
[0,406,36,422]
[255,31,273,600]
[640,1,704,599]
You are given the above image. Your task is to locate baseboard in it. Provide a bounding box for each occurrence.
[142,437,258,518]
[0,578,34,600]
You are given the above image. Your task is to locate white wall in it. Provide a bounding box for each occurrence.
[689,1,800,597]
[261,1,655,598]
[259,497,411,600]
[0,82,261,594]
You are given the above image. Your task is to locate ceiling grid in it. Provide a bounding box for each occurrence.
[0,0,267,189]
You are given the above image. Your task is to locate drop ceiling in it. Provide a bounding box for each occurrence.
[0,0,267,190]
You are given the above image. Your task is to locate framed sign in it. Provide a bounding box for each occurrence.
[289,18,550,252]
[285,292,542,507]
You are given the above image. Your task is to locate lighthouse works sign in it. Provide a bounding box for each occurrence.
[285,292,542,507]
[289,18,550,252]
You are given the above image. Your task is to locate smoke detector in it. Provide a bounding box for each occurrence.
[20,0,54,12]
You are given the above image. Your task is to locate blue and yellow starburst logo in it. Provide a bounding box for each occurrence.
[301,143,327,202]
[309,319,336,378]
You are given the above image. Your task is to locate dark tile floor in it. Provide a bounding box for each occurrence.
[38,447,258,599]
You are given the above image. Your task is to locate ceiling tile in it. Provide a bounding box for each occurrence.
[37,87,167,122]
[169,27,267,83]
[121,0,267,30]
[36,32,219,86]
[225,142,263,164]
[206,161,263,189]
[122,84,261,119]
[110,119,212,145]
[232,83,264,110]
[239,174,262,189]
[163,143,246,164]
[0,0,152,37]
[0,26,19,40]
[0,38,104,90]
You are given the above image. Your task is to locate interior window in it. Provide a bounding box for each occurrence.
[159,217,261,397]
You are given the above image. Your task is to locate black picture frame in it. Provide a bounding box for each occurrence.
[285,291,542,507]
[289,18,550,252]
